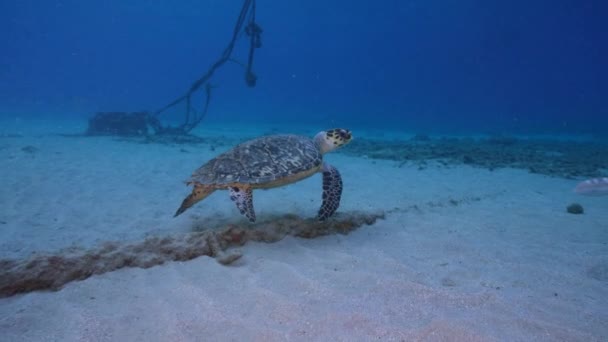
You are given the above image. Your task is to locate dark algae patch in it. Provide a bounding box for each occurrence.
[0,211,383,298]
[342,136,608,179]
[566,203,584,214]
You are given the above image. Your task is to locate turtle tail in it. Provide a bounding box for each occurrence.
[174,184,214,217]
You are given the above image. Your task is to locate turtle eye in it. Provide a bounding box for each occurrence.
[338,129,351,140]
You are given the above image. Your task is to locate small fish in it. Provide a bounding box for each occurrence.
[574,177,608,196]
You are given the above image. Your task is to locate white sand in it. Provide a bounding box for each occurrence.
[0,120,607,341]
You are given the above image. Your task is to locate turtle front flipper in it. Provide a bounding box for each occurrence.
[174,184,214,217]
[318,163,343,220]
[230,186,256,222]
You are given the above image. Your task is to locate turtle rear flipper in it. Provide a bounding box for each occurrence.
[174,184,214,217]
[318,163,343,220]
[230,186,256,222]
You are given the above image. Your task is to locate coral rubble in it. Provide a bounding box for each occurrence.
[343,137,608,179]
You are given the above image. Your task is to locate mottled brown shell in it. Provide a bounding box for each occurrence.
[189,134,323,186]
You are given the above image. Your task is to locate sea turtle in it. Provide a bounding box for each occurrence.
[174,128,353,222]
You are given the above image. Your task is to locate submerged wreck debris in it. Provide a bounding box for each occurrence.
[86,0,262,138]
[0,211,384,298]
[86,111,156,136]
[84,111,213,141]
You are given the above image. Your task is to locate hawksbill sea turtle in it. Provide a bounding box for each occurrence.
[174,128,353,222]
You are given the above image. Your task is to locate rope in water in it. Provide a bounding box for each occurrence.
[150,0,261,135]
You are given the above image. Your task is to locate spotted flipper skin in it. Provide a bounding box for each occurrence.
[318,163,343,220]
[230,187,256,222]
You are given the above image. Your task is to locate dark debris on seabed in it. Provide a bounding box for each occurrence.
[82,111,250,148]
[340,134,608,179]
[0,211,384,298]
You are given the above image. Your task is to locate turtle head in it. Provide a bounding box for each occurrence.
[314,128,352,154]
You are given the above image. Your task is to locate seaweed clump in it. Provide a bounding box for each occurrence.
[0,211,384,298]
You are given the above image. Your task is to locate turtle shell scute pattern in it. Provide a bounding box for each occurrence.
[190,135,323,185]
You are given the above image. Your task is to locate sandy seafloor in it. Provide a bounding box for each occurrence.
[0,119,607,341]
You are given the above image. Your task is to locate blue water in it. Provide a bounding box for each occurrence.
[1,0,607,135]
[2,3,608,339]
